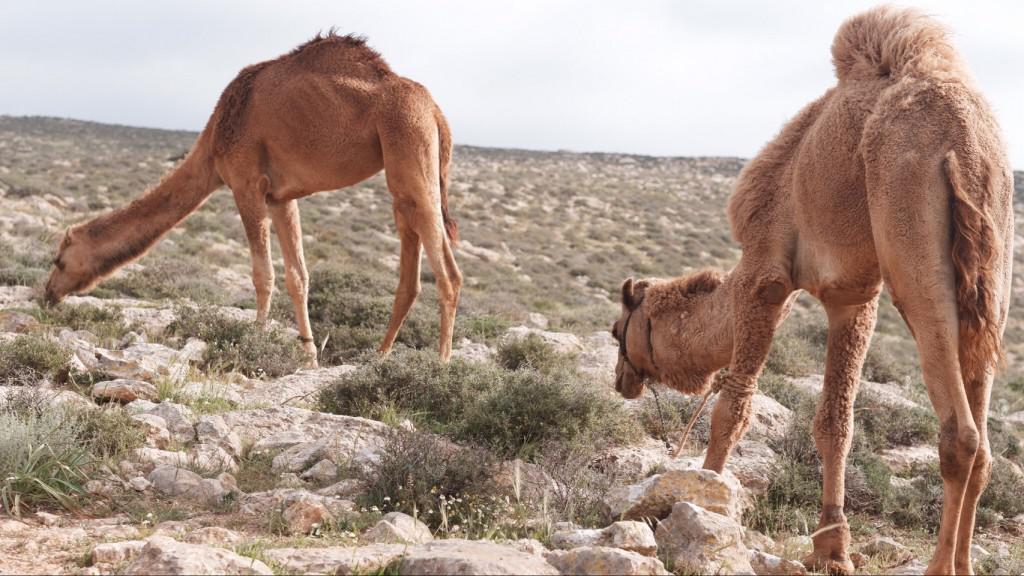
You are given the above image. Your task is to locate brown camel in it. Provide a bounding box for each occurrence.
[612,7,1012,575]
[43,32,462,364]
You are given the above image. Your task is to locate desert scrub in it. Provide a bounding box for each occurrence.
[764,315,827,378]
[31,303,129,345]
[495,333,571,372]
[359,429,503,536]
[95,256,224,304]
[0,391,137,515]
[0,239,49,286]
[319,347,638,458]
[462,314,510,343]
[169,305,301,378]
[302,265,439,364]
[0,333,71,386]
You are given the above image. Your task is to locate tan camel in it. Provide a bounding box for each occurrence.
[612,7,1012,575]
[43,32,462,364]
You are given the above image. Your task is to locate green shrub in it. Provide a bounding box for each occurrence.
[459,364,635,458]
[33,303,129,345]
[855,391,937,449]
[757,371,811,411]
[0,334,71,386]
[169,306,301,378]
[359,429,498,532]
[463,315,511,342]
[303,266,439,364]
[495,334,568,373]
[72,406,144,460]
[98,257,223,304]
[765,319,826,378]
[0,392,107,516]
[319,347,637,459]
[979,457,1024,519]
[885,463,943,532]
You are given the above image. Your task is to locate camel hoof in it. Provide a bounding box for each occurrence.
[802,552,854,576]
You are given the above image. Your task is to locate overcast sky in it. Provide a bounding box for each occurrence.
[2,1,1021,167]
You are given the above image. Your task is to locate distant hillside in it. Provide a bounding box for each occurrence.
[1,115,1022,375]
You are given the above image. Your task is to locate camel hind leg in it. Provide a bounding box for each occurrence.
[378,207,422,355]
[379,110,461,361]
[868,156,979,576]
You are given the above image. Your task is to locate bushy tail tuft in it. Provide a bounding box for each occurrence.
[436,108,458,245]
[831,6,962,82]
[946,151,1003,380]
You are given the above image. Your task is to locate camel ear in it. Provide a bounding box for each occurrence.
[621,278,649,310]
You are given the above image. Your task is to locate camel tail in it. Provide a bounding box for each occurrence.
[435,108,458,246]
[946,150,1003,380]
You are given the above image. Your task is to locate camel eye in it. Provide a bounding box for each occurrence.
[53,257,65,271]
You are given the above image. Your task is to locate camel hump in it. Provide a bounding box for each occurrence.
[831,6,965,82]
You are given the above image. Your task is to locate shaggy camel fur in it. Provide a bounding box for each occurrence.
[612,7,1012,575]
[43,33,462,364]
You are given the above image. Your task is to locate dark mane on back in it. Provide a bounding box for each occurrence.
[212,29,390,156]
[288,29,391,74]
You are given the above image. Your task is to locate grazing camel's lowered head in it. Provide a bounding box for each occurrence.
[43,228,95,306]
[611,271,735,401]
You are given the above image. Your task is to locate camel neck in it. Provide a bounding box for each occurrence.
[79,145,218,278]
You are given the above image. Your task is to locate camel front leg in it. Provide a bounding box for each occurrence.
[379,207,422,355]
[703,276,791,472]
[233,187,273,322]
[804,298,878,575]
[269,200,317,368]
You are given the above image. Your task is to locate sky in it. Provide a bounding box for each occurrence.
[2,1,1021,167]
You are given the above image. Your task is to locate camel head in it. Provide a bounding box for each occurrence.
[43,227,98,306]
[612,278,656,399]
[612,271,732,400]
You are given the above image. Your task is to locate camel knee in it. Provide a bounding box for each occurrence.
[938,417,980,481]
[967,445,992,489]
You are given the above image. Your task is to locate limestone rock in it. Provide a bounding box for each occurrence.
[860,537,912,563]
[92,540,148,565]
[148,466,237,506]
[220,406,388,467]
[185,527,245,546]
[124,536,272,575]
[265,544,408,575]
[545,546,670,575]
[282,498,333,535]
[397,539,560,575]
[133,447,189,469]
[131,414,171,449]
[195,414,243,457]
[0,310,39,333]
[749,550,806,575]
[94,339,206,383]
[550,521,657,557]
[718,440,780,496]
[879,445,939,474]
[655,502,753,575]
[251,430,306,454]
[503,326,583,354]
[240,488,356,520]
[362,512,433,545]
[129,476,151,491]
[300,459,338,483]
[189,443,238,472]
[605,466,745,521]
[128,400,195,443]
[272,438,329,473]
[92,379,158,403]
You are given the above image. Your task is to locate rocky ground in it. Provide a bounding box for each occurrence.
[1,117,1023,574]
[1,285,1021,574]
